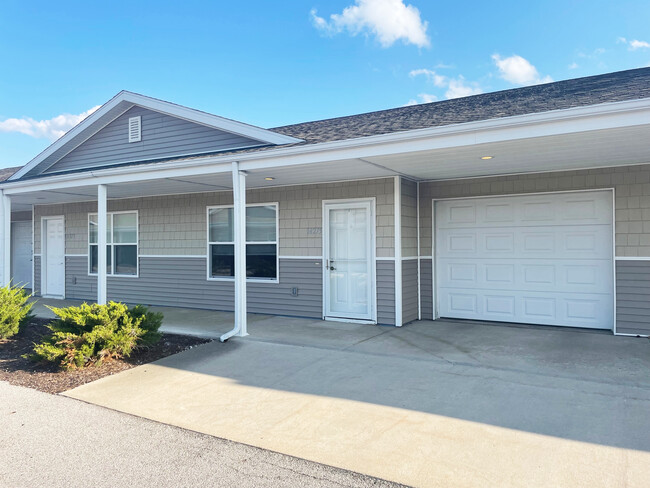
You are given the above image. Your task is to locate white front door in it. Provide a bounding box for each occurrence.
[43,217,65,297]
[324,200,375,322]
[435,190,614,329]
[11,221,32,288]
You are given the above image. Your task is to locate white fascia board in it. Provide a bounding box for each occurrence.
[9,91,302,181]
[4,97,650,195]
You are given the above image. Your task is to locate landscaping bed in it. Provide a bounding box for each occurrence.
[0,317,209,394]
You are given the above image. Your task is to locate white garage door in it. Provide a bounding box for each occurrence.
[435,190,614,329]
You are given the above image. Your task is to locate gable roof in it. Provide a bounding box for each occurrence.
[9,91,303,180]
[8,67,650,182]
[0,166,21,182]
[271,67,650,144]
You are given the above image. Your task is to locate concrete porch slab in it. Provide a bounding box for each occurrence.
[63,317,650,488]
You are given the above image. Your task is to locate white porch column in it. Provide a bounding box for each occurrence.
[97,184,107,305]
[394,176,403,326]
[232,162,248,337]
[0,191,11,286]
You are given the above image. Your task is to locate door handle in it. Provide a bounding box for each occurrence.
[326,259,336,271]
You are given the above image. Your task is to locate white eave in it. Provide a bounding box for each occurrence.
[8,90,304,181]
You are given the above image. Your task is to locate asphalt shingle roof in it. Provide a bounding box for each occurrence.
[270,67,650,144]
[0,166,21,181]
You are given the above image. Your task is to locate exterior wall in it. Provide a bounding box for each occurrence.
[377,260,396,325]
[401,178,418,257]
[34,178,395,257]
[615,260,650,335]
[41,106,262,175]
[402,259,418,324]
[33,178,397,325]
[420,259,433,320]
[419,163,650,336]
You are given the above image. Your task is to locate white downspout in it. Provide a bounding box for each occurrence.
[97,184,107,304]
[221,162,249,342]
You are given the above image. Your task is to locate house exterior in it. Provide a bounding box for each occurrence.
[2,67,650,338]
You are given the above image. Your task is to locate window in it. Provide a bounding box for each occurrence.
[89,211,138,276]
[208,204,277,280]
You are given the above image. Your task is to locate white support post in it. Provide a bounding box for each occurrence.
[220,162,248,342]
[416,181,421,321]
[394,176,403,327]
[97,184,107,305]
[1,191,11,286]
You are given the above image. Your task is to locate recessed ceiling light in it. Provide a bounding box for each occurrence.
[480,156,494,160]
[264,177,275,181]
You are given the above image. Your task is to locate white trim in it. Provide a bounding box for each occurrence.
[432,188,616,332]
[1,192,10,286]
[6,98,650,194]
[41,215,65,298]
[416,180,421,321]
[33,253,42,257]
[88,210,139,279]
[322,197,377,324]
[401,256,419,260]
[10,91,302,181]
[431,199,437,319]
[375,256,396,261]
[64,254,89,257]
[614,256,650,260]
[418,255,433,260]
[394,176,403,327]
[31,205,34,293]
[206,202,279,283]
[139,254,208,259]
[279,255,323,260]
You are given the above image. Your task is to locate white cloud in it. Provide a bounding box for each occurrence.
[409,69,482,100]
[629,39,650,50]
[492,54,552,86]
[310,0,430,48]
[409,68,446,86]
[404,93,438,106]
[616,37,649,50]
[0,105,100,141]
[445,77,482,99]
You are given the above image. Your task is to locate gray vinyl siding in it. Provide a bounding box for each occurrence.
[377,260,396,325]
[42,106,263,175]
[401,178,418,257]
[420,259,433,320]
[34,178,395,257]
[33,256,41,295]
[615,260,650,335]
[402,259,418,324]
[62,256,323,318]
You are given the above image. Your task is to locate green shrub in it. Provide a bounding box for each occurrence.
[30,301,163,370]
[0,284,33,339]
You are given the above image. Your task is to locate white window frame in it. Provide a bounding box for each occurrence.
[206,202,279,283]
[88,210,139,278]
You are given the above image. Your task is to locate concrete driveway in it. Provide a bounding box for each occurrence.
[63,318,650,487]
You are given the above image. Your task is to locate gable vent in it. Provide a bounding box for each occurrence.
[128,116,142,143]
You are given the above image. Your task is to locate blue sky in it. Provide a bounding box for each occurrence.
[1,0,649,168]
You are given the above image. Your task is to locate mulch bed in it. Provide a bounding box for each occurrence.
[0,318,210,394]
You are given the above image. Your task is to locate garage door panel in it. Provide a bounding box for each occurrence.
[437,192,612,229]
[437,225,611,260]
[439,258,612,294]
[436,191,614,330]
[439,289,613,329]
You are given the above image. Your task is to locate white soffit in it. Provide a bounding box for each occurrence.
[366,124,650,180]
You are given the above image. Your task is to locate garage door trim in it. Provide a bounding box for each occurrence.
[431,188,616,332]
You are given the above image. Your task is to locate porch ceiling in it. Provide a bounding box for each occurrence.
[8,122,650,211]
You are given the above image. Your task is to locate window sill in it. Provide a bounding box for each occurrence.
[88,273,139,279]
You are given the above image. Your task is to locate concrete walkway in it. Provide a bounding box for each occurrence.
[0,381,400,488]
[61,312,650,488]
